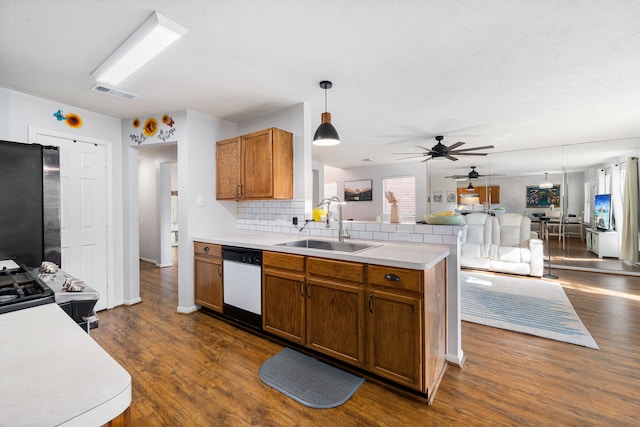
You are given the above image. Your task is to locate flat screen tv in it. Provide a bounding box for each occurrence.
[594,194,612,231]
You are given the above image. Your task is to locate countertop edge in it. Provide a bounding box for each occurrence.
[193,232,450,270]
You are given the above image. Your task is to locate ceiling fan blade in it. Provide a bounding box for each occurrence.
[446,141,465,151]
[444,174,467,179]
[451,145,495,152]
[397,155,427,160]
[446,154,459,161]
[392,152,424,155]
[421,156,433,162]
[415,145,433,151]
[450,152,489,156]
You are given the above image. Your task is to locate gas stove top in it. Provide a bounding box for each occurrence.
[0,259,55,314]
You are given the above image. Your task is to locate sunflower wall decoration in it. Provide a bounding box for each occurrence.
[130,114,176,145]
[53,110,83,128]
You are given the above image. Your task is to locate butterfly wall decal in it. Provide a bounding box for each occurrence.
[53,110,66,121]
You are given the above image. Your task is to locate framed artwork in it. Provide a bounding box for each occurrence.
[344,179,372,201]
[526,185,561,208]
[433,191,443,203]
[446,191,456,203]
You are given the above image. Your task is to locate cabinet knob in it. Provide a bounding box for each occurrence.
[203,246,209,252]
[368,294,374,313]
[384,273,400,282]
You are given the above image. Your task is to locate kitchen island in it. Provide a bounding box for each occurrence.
[0,303,131,427]
[193,231,450,402]
[194,231,450,270]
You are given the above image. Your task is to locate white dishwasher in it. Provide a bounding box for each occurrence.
[222,246,262,330]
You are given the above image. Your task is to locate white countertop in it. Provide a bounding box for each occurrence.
[0,303,131,427]
[194,231,449,270]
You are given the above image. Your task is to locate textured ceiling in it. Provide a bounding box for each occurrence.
[1,0,639,175]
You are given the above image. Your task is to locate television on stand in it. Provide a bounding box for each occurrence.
[594,194,612,231]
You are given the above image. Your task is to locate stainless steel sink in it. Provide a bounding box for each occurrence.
[276,239,379,253]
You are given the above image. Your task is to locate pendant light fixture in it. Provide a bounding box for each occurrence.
[313,80,340,146]
[467,182,475,190]
[539,172,553,189]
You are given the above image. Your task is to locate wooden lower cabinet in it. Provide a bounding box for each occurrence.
[263,268,306,344]
[194,242,223,313]
[366,288,423,389]
[261,251,446,400]
[306,278,365,367]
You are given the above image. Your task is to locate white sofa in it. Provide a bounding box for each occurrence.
[460,213,544,277]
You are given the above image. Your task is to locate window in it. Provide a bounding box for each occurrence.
[382,176,416,222]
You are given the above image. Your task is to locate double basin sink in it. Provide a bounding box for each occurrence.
[276,239,379,253]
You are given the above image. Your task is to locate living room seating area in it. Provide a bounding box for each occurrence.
[459,213,544,277]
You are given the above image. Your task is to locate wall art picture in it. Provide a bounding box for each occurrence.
[446,191,456,203]
[526,185,561,208]
[344,179,372,201]
[433,191,443,203]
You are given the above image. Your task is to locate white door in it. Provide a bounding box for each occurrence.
[36,134,109,311]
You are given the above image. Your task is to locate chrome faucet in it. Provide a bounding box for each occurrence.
[317,196,350,243]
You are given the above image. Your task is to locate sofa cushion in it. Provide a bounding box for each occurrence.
[489,245,531,263]
[493,213,532,247]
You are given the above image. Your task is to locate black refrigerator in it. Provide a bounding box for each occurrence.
[0,140,61,268]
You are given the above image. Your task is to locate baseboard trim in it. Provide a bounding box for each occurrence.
[156,262,173,268]
[124,297,142,306]
[140,257,157,265]
[177,305,197,314]
[446,350,466,367]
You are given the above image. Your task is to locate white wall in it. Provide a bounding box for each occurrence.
[177,110,237,312]
[323,163,590,221]
[1,87,127,307]
[237,102,311,206]
[491,171,585,216]
[323,161,463,221]
[137,145,177,264]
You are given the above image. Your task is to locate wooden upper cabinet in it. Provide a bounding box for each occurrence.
[216,137,241,199]
[456,185,500,204]
[216,127,293,200]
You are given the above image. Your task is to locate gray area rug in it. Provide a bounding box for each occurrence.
[259,348,365,408]
[461,272,599,349]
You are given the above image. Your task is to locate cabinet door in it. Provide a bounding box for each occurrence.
[194,256,223,312]
[306,278,365,367]
[216,138,241,199]
[262,269,306,344]
[366,288,423,390]
[241,129,273,199]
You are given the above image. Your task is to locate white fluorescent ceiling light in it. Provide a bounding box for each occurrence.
[91,11,188,85]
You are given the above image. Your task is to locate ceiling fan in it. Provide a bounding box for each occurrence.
[393,135,494,162]
[444,166,504,181]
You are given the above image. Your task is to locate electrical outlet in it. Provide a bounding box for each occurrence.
[292,216,298,225]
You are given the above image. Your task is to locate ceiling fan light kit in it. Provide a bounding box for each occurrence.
[313,81,340,146]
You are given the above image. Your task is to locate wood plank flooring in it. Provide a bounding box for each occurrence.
[91,248,640,426]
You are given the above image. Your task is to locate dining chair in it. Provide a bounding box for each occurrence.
[562,212,584,242]
[543,209,563,240]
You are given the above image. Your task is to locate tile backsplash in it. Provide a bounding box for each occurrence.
[236,199,462,245]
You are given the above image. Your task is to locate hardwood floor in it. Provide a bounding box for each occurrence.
[548,234,640,275]
[92,248,640,426]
